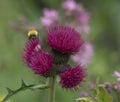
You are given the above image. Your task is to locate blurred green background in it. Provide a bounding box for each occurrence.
[0,0,120,102]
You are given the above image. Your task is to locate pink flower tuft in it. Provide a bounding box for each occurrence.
[22,39,41,67]
[40,17,54,27]
[29,52,53,75]
[43,8,58,21]
[62,0,77,12]
[77,12,90,25]
[40,8,59,27]
[113,71,120,77]
[47,26,83,54]
[72,42,94,67]
[60,66,87,89]
[113,71,120,81]
[75,5,90,34]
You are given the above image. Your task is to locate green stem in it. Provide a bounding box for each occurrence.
[48,76,56,102]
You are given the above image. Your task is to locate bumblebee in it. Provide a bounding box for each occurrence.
[28,29,38,40]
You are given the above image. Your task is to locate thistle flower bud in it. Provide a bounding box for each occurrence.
[59,66,87,90]
[22,39,41,67]
[29,52,53,76]
[22,38,53,76]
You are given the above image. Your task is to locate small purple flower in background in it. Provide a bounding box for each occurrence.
[72,42,94,68]
[61,0,90,34]
[10,16,39,33]
[60,65,86,90]
[40,8,59,27]
[80,91,89,97]
[62,0,77,12]
[77,12,90,25]
[43,8,58,21]
[113,71,120,81]
[76,11,90,34]
[47,26,83,54]
[76,25,90,34]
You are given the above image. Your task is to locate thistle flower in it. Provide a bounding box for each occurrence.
[77,25,90,34]
[72,42,94,67]
[113,71,120,81]
[40,8,59,27]
[77,12,90,25]
[43,8,58,21]
[47,26,83,54]
[59,66,86,90]
[62,0,77,12]
[22,36,53,76]
[22,39,41,67]
[29,52,53,76]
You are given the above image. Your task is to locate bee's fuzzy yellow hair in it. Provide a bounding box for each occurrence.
[28,30,38,36]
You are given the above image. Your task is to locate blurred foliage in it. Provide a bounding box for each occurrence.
[76,97,93,102]
[76,85,113,102]
[0,0,120,102]
[93,86,112,102]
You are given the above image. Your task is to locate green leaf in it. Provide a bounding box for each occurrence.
[93,86,112,102]
[76,97,93,102]
[2,80,49,102]
[111,89,120,102]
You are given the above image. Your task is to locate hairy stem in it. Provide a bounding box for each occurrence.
[48,76,57,102]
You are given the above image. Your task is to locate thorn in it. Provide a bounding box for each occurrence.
[21,80,27,87]
[6,87,13,93]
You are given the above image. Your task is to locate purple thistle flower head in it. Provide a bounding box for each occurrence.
[22,39,41,67]
[29,52,53,76]
[47,26,83,54]
[59,66,87,90]
[23,39,53,76]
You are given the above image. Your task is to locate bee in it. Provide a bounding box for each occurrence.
[28,29,38,40]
